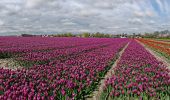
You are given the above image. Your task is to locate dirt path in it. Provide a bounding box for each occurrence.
[136,40,170,69]
[86,42,130,100]
[0,59,21,70]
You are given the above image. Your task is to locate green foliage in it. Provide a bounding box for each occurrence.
[51,32,114,38]
[0,90,4,95]
[52,32,76,37]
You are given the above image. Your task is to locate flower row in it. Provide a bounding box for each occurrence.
[102,40,170,99]
[137,38,170,59]
[0,38,129,99]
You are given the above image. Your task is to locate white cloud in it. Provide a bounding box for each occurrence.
[134,11,145,17]
[106,26,120,29]
[78,29,90,32]
[129,28,139,30]
[0,0,170,35]
[25,0,52,8]
[149,20,155,24]
[63,22,77,26]
[145,11,155,17]
[25,0,41,8]
[128,18,143,25]
[0,20,4,26]
[25,0,55,8]
[134,11,155,17]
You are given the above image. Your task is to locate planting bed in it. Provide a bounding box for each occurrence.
[101,40,170,100]
[137,38,170,60]
[1,37,169,100]
[0,37,129,99]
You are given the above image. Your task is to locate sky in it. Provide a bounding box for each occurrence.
[0,0,170,35]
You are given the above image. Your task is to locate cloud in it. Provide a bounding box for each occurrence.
[106,26,120,29]
[0,0,170,35]
[128,18,143,25]
[78,29,90,32]
[25,0,55,8]
[94,2,113,9]
[145,11,155,17]
[129,28,139,30]
[147,20,155,25]
[62,22,77,26]
[134,11,145,17]
[134,11,155,17]
[0,20,4,26]
[25,0,42,8]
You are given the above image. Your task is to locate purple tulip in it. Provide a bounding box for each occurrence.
[103,40,170,98]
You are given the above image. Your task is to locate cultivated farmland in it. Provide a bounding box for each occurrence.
[0,37,169,100]
[101,40,170,100]
[137,38,170,60]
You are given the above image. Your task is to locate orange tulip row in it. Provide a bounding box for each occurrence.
[137,38,170,58]
[142,39,170,47]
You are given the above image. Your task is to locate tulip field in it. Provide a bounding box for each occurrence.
[0,37,129,99]
[0,37,170,100]
[101,40,170,100]
[137,38,170,60]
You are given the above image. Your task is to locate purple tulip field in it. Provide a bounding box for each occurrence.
[0,37,129,99]
[0,37,169,100]
[101,40,170,99]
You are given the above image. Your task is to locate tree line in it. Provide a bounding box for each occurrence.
[143,30,170,39]
[50,32,113,38]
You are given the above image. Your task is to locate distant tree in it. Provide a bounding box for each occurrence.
[21,34,34,37]
[132,33,136,38]
[161,30,169,34]
[104,34,111,38]
[65,33,73,37]
[51,32,113,38]
[82,32,90,37]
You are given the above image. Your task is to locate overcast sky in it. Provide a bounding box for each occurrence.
[0,0,170,35]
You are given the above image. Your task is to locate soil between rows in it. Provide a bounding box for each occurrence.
[0,58,21,70]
